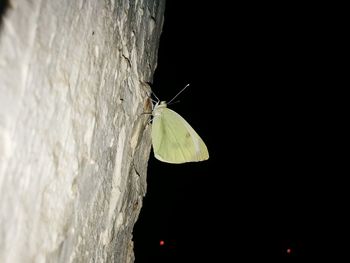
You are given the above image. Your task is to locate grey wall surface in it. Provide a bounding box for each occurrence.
[0,1,165,262]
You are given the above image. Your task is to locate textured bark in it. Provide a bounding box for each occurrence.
[0,0,165,262]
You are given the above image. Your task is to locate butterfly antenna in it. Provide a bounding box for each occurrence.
[168,100,181,106]
[168,84,190,104]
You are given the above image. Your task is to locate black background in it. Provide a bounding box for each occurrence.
[133,1,345,262]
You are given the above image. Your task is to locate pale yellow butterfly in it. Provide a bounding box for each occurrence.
[151,84,209,163]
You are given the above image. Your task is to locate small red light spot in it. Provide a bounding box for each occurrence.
[286,248,292,254]
[159,240,165,246]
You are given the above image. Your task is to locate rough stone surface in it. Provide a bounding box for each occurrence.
[0,1,165,262]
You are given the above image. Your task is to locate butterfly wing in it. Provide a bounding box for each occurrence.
[151,108,209,163]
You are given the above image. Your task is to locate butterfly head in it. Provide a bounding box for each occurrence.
[154,101,167,109]
[159,101,167,107]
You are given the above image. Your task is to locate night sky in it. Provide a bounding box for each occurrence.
[133,1,344,262]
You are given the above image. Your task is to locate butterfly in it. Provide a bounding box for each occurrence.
[151,84,209,163]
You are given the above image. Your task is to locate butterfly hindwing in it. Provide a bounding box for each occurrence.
[151,107,209,163]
